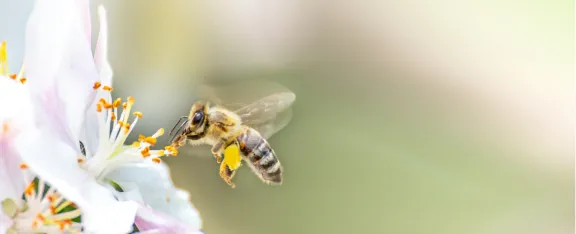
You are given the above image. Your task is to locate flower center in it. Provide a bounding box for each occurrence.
[79,83,178,178]
[1,164,82,233]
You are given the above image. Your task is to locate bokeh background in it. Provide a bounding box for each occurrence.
[1,0,573,233]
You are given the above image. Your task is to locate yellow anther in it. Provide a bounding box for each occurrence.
[141,147,150,158]
[127,96,135,104]
[96,103,102,112]
[19,163,28,170]
[123,123,131,133]
[138,134,145,142]
[164,145,178,156]
[111,112,116,121]
[153,128,165,138]
[99,98,107,104]
[122,103,127,109]
[19,78,27,84]
[152,158,161,164]
[93,82,102,90]
[103,85,113,91]
[144,136,157,146]
[113,98,121,108]
[131,141,140,147]
[104,103,113,109]
[0,41,8,75]
[133,112,143,119]
[157,150,165,157]
[118,121,124,128]
[50,205,57,214]
[25,182,35,196]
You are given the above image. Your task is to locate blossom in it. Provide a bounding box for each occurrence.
[15,0,203,232]
[0,43,83,233]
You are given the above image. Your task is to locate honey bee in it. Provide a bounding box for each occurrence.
[168,89,295,188]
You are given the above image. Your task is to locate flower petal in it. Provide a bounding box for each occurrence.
[0,77,32,201]
[25,0,98,145]
[134,204,204,234]
[106,162,202,229]
[15,130,138,234]
[0,214,13,234]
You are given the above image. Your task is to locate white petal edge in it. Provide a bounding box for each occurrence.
[106,162,202,229]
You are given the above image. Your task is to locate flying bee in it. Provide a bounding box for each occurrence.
[168,87,295,188]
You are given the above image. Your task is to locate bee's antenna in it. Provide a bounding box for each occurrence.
[168,116,189,143]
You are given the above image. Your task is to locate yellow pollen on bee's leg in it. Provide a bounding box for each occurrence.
[164,145,178,156]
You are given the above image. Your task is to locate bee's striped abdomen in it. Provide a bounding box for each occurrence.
[237,127,282,184]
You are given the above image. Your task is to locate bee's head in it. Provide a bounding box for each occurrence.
[168,101,210,144]
[186,101,210,139]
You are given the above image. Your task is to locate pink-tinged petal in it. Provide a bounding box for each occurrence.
[74,0,92,45]
[0,77,34,201]
[0,214,13,234]
[106,163,202,229]
[0,140,24,202]
[94,5,113,86]
[135,204,204,234]
[25,0,98,144]
[15,130,138,234]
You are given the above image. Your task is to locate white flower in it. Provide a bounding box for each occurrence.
[15,0,140,233]
[0,43,82,234]
[16,0,202,232]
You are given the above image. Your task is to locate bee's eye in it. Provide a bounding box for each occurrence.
[192,111,204,125]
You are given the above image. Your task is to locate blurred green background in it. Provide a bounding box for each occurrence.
[1,0,573,233]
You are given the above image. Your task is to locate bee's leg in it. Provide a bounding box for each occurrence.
[219,163,237,188]
[171,134,187,148]
[211,141,225,163]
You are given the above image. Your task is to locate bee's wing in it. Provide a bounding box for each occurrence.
[234,92,295,138]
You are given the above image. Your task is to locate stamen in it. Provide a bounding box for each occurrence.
[103,85,113,91]
[25,181,35,196]
[96,103,102,112]
[0,41,8,75]
[144,137,156,146]
[152,128,165,138]
[152,158,161,164]
[19,77,27,84]
[93,82,102,90]
[9,74,16,80]
[19,163,28,170]
[77,157,84,163]
[133,112,143,119]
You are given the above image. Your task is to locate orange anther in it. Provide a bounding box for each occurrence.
[19,78,27,84]
[141,147,151,158]
[36,213,45,222]
[133,112,143,119]
[50,205,57,214]
[103,85,113,91]
[9,74,16,79]
[111,112,116,121]
[96,104,102,112]
[144,136,157,146]
[138,134,145,142]
[122,103,127,109]
[104,103,113,109]
[93,82,102,89]
[99,98,107,104]
[25,182,35,196]
[19,163,28,169]
[77,157,85,163]
[152,158,161,164]
[113,98,121,108]
[127,96,135,104]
